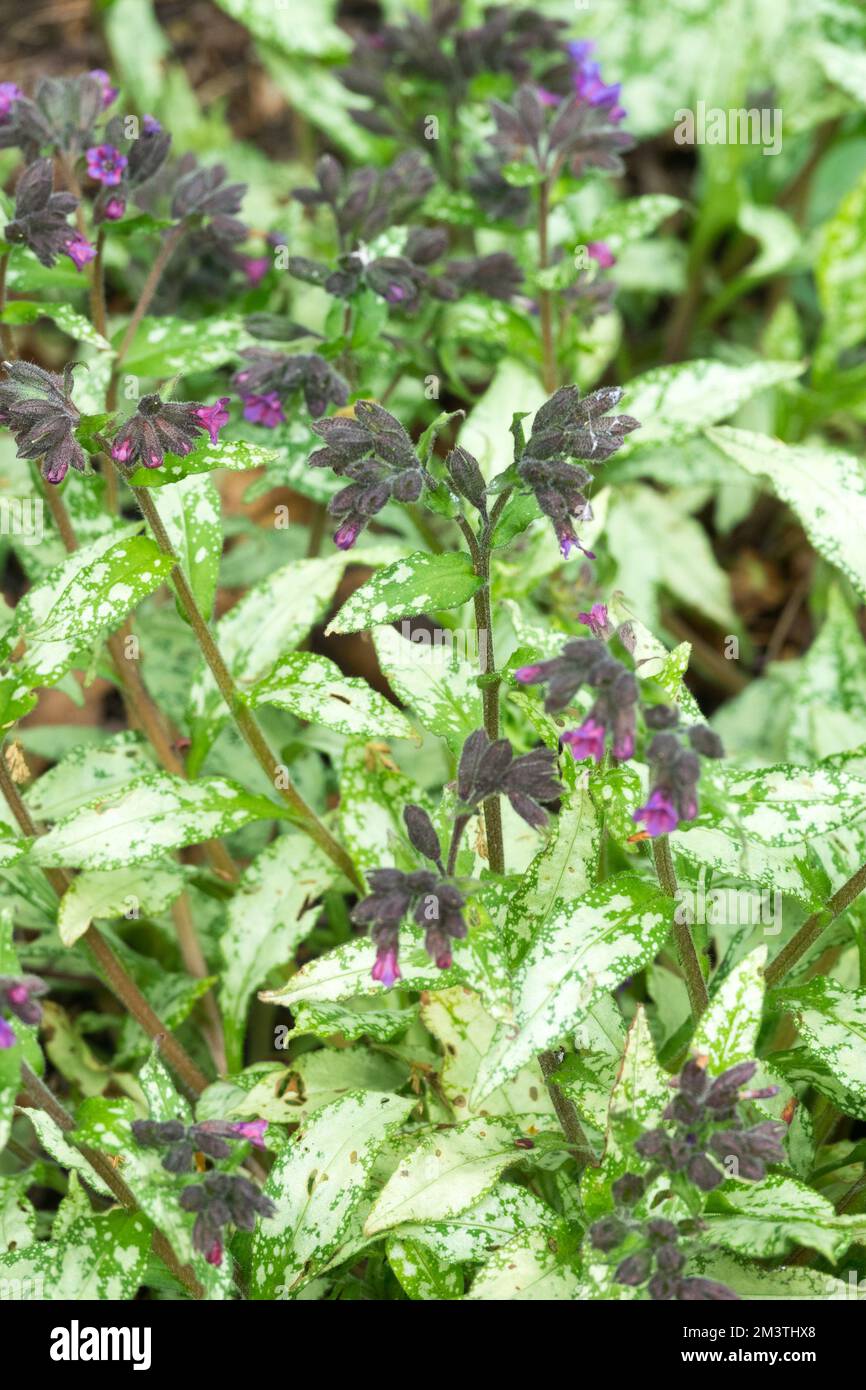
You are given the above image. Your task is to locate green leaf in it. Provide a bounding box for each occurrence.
[774,977,866,1119]
[471,878,670,1105]
[386,1235,463,1299]
[152,475,222,621]
[420,987,554,1119]
[705,1174,866,1262]
[212,0,351,58]
[718,762,866,844]
[25,731,154,822]
[127,436,278,488]
[0,300,111,349]
[692,946,767,1074]
[220,835,336,1071]
[245,650,414,740]
[23,1108,113,1198]
[364,1115,544,1236]
[372,621,482,754]
[57,863,188,947]
[287,998,414,1044]
[466,1227,581,1300]
[116,314,252,377]
[0,1203,151,1300]
[584,194,683,255]
[337,739,431,880]
[503,781,600,960]
[687,1250,851,1301]
[325,551,483,636]
[815,162,866,374]
[707,427,866,601]
[620,359,803,450]
[31,772,285,869]
[250,1091,414,1298]
[391,1184,554,1265]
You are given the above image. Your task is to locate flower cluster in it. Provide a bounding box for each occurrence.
[0,360,87,484]
[110,392,230,471]
[0,73,108,161]
[293,152,435,250]
[352,866,467,986]
[309,400,424,549]
[539,39,627,123]
[516,385,640,558]
[456,727,562,831]
[0,972,47,1049]
[635,1057,785,1191]
[131,1116,268,1173]
[633,717,724,837]
[486,83,633,183]
[180,1171,275,1267]
[87,112,170,224]
[4,158,92,270]
[516,636,638,762]
[233,349,348,427]
[587,1057,787,1300]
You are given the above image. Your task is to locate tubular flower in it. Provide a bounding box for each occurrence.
[233,348,348,423]
[351,866,468,982]
[632,720,724,837]
[111,391,228,471]
[4,158,80,267]
[310,399,424,550]
[515,639,638,763]
[0,359,87,484]
[0,971,48,1047]
[180,1172,275,1266]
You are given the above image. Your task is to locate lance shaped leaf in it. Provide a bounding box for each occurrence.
[692,946,767,1075]
[151,474,222,621]
[250,1091,414,1298]
[24,731,154,822]
[57,862,188,947]
[386,1236,463,1300]
[465,1226,581,1301]
[127,436,279,488]
[0,1204,151,1301]
[420,987,554,1119]
[472,877,670,1105]
[373,622,482,754]
[325,551,483,636]
[705,1174,866,1263]
[773,977,866,1119]
[244,650,414,741]
[390,1184,554,1265]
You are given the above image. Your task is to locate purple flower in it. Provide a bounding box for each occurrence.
[588,241,615,268]
[0,361,86,485]
[242,256,269,286]
[64,232,96,270]
[0,82,23,123]
[536,86,562,107]
[205,1239,223,1267]
[102,195,126,221]
[633,787,679,837]
[385,282,407,303]
[514,663,544,684]
[241,391,286,428]
[195,396,230,444]
[89,69,119,108]
[85,144,128,187]
[561,717,607,764]
[0,1016,15,1048]
[334,518,362,551]
[0,972,47,1026]
[372,946,401,988]
[228,1119,268,1150]
[578,602,610,638]
[142,114,162,135]
[568,41,626,122]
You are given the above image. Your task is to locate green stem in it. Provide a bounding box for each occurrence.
[130,483,363,891]
[107,224,186,410]
[651,835,709,1021]
[537,178,557,394]
[20,1062,204,1299]
[0,252,14,359]
[765,860,866,988]
[91,226,107,341]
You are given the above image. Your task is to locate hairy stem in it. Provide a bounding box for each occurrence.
[652,835,709,1020]
[0,750,209,1096]
[537,178,557,394]
[107,224,186,410]
[19,1062,204,1298]
[130,483,362,890]
[765,860,866,988]
[91,226,107,341]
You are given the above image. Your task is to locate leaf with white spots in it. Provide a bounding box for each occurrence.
[687,1250,852,1301]
[116,313,253,377]
[555,995,628,1133]
[128,436,279,488]
[372,622,482,753]
[57,862,188,946]
[0,1204,151,1300]
[584,194,683,256]
[386,1235,463,1299]
[619,359,803,451]
[23,1109,112,1199]
[471,878,670,1106]
[30,772,285,869]
[152,474,222,620]
[0,299,111,349]
[325,551,483,636]
[251,1091,414,1298]
[504,782,600,960]
[220,834,336,1071]
[465,1227,581,1300]
[718,763,866,845]
[692,946,767,1075]
[337,739,432,880]
[421,987,554,1120]
[364,1115,546,1236]
[391,1183,554,1264]
[705,1175,866,1263]
[707,427,866,600]
[287,999,415,1044]
[774,977,866,1119]
[245,650,414,740]
[24,732,154,822]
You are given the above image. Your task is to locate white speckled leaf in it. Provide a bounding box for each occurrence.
[692,946,767,1074]
[24,1109,112,1199]
[337,739,432,879]
[620,359,802,450]
[325,551,483,636]
[251,1091,414,1298]
[373,622,482,753]
[0,1205,151,1300]
[364,1115,544,1235]
[719,762,866,844]
[707,427,866,599]
[504,783,600,959]
[386,1236,463,1299]
[0,1173,36,1252]
[128,436,278,488]
[246,650,414,740]
[465,1227,581,1300]
[557,995,628,1132]
[705,1175,866,1263]
[118,313,252,376]
[220,834,336,1071]
[31,772,284,869]
[420,987,553,1119]
[24,731,154,822]
[57,862,188,946]
[688,1250,852,1300]
[585,194,683,255]
[814,161,866,372]
[391,1184,554,1264]
[0,299,111,349]
[471,877,669,1106]
[153,474,221,620]
[774,977,866,1119]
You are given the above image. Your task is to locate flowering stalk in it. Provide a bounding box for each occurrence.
[128,481,363,892]
[537,177,557,393]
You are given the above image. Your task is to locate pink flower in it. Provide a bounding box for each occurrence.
[85,144,128,187]
[89,69,119,108]
[103,196,126,221]
[632,788,679,837]
[613,729,635,760]
[195,396,230,443]
[228,1119,268,1150]
[205,1239,223,1267]
[514,663,543,683]
[334,519,361,551]
[588,241,616,269]
[559,525,595,561]
[242,257,269,286]
[561,717,606,763]
[0,1017,15,1049]
[241,391,285,428]
[110,435,133,463]
[0,83,23,123]
[64,233,96,270]
[578,603,610,638]
[536,86,562,107]
[371,947,401,988]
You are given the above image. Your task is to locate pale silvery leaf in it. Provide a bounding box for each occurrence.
[31,772,285,869]
[471,877,670,1105]
[465,1227,581,1301]
[458,356,547,479]
[386,1236,463,1299]
[619,359,803,451]
[245,650,414,740]
[0,1206,151,1300]
[326,551,483,636]
[128,437,279,488]
[287,998,415,1044]
[57,863,188,946]
[281,1047,410,1124]
[786,587,866,764]
[221,834,336,1071]
[391,1184,554,1264]
[692,945,767,1074]
[558,995,628,1133]
[373,622,482,753]
[118,313,253,376]
[707,427,866,600]
[688,1250,854,1301]
[420,987,554,1119]
[24,1109,113,1199]
[504,782,600,959]
[705,1175,866,1263]
[610,597,701,720]
[0,1173,36,1253]
[364,1115,546,1235]
[338,740,434,879]
[718,763,866,844]
[584,194,683,256]
[251,1091,414,1298]
[152,474,222,621]
[774,977,866,1119]
[24,731,154,822]
[814,161,866,373]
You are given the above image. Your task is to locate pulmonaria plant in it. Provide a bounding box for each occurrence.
[0,360,87,483]
[232,348,348,428]
[309,400,425,549]
[4,158,93,270]
[110,391,230,471]
[588,1057,787,1301]
[0,972,46,1048]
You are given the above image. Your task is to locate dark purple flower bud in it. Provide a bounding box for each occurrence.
[677,1277,739,1301]
[4,159,80,267]
[656,1243,685,1274]
[644,704,680,730]
[648,1272,679,1300]
[686,1153,723,1191]
[589,1215,628,1251]
[162,1142,196,1173]
[0,359,86,484]
[635,1129,668,1160]
[646,1219,679,1246]
[111,392,213,471]
[403,804,443,868]
[678,1056,710,1099]
[446,446,487,513]
[611,1172,644,1206]
[615,1250,652,1286]
[688,725,725,759]
[444,251,523,301]
[404,227,449,266]
[705,1061,757,1108]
